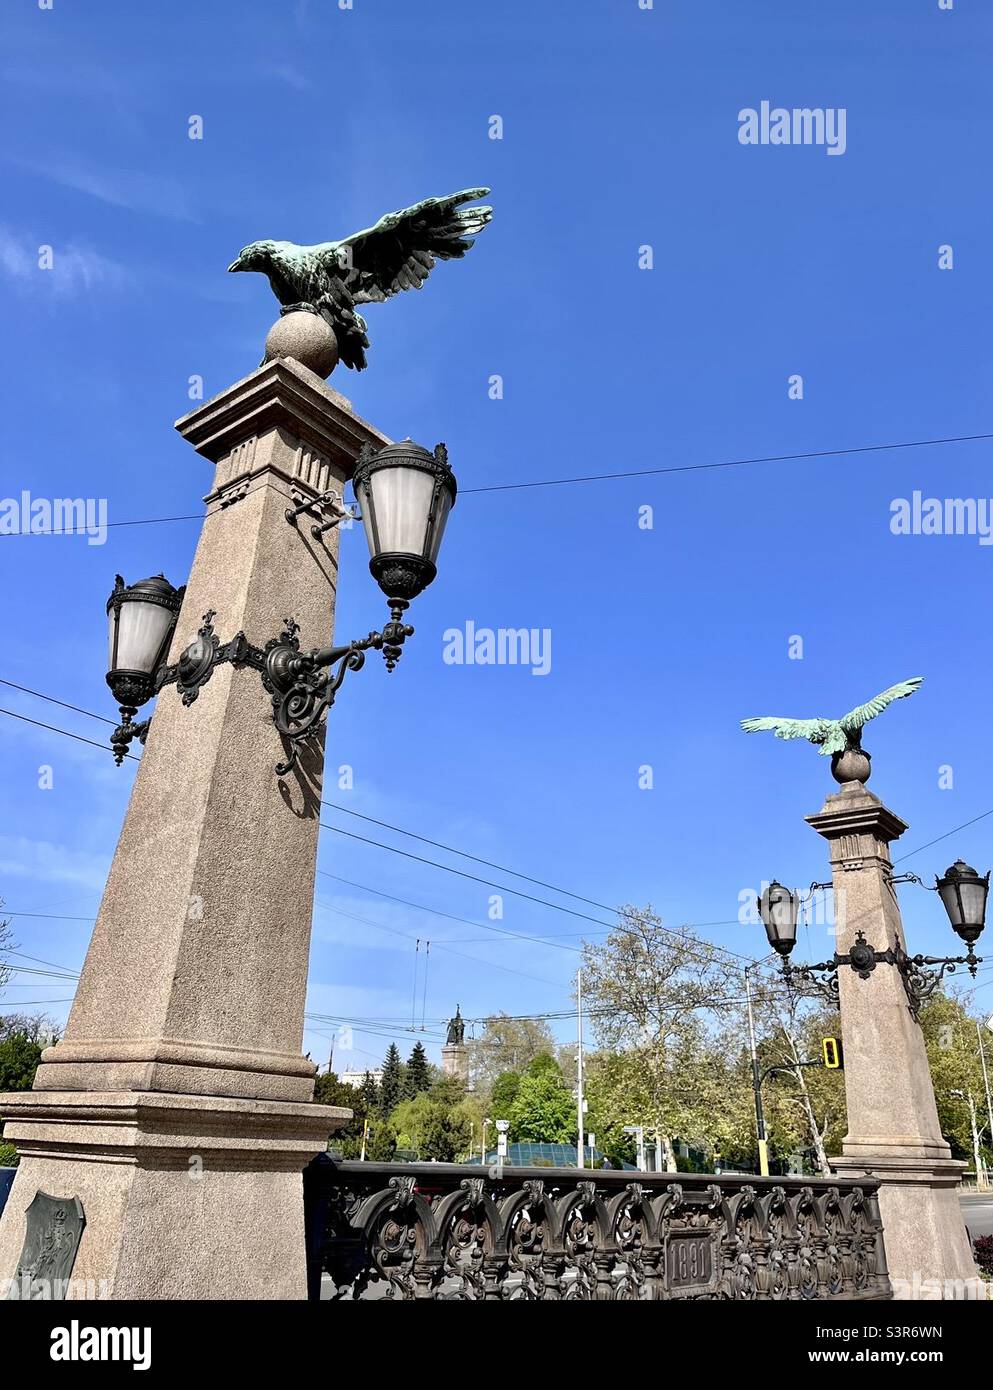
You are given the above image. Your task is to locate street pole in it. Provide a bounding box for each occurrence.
[744,965,770,1177]
[576,967,585,1168]
[978,1022,993,1188]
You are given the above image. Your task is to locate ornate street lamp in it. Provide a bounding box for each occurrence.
[106,574,184,764]
[936,860,990,948]
[352,439,456,605]
[106,441,455,775]
[759,863,988,1020]
[758,881,800,957]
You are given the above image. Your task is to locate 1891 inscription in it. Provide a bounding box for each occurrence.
[665,1228,716,1292]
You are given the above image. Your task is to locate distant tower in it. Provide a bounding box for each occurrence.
[442,1004,468,1082]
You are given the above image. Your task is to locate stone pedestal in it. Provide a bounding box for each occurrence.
[441,1044,468,1083]
[0,359,390,1299]
[807,781,981,1298]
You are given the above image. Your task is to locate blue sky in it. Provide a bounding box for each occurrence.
[2,0,993,1071]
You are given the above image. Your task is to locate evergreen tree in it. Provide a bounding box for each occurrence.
[380,1043,404,1115]
[359,1069,380,1115]
[405,1041,430,1098]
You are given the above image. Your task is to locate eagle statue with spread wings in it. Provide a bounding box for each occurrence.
[740,677,924,759]
[227,187,493,370]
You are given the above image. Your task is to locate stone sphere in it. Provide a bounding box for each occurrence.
[831,748,872,785]
[264,311,339,378]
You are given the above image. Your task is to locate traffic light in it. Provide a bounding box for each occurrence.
[822,1036,843,1070]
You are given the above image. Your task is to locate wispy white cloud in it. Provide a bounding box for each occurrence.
[8,156,197,223]
[0,225,132,297]
[0,835,110,894]
[258,61,313,92]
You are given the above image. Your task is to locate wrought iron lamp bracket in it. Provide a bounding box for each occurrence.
[111,608,415,776]
[285,490,360,540]
[780,929,983,1021]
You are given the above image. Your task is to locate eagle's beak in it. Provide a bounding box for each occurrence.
[227,258,243,273]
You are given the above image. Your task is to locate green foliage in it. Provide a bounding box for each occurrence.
[468,1013,556,1092]
[919,995,992,1165]
[0,1033,43,1092]
[488,1070,521,1119]
[364,1119,397,1162]
[313,1071,365,1159]
[0,1140,17,1168]
[387,1075,476,1161]
[508,1070,576,1144]
[404,1042,430,1099]
[379,1043,404,1116]
[359,1070,380,1114]
[526,1052,561,1079]
[389,1093,435,1155]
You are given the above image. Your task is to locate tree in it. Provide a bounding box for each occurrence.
[379,1043,404,1116]
[508,1069,576,1144]
[359,1070,380,1115]
[0,1033,43,1092]
[388,1075,478,1161]
[580,907,743,1162]
[469,1013,556,1093]
[920,994,992,1167]
[0,902,12,999]
[365,1119,397,1162]
[404,1041,430,1099]
[488,1070,522,1120]
[313,1071,366,1159]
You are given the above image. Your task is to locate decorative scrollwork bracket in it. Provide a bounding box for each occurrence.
[110,604,416,776]
[781,929,983,1021]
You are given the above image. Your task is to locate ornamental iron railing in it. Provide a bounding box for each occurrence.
[303,1157,891,1301]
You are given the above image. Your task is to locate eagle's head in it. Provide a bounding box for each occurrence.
[227,240,277,273]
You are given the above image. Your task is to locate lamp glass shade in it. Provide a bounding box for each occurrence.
[108,598,175,675]
[936,860,989,945]
[352,440,457,599]
[759,880,799,956]
[106,575,183,699]
[357,464,437,561]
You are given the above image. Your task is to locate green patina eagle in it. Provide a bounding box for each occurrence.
[228,187,492,371]
[740,677,924,756]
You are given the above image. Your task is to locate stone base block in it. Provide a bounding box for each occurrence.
[0,1090,349,1300]
[833,1151,982,1299]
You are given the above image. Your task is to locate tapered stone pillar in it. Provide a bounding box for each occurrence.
[0,357,389,1299]
[807,780,981,1298]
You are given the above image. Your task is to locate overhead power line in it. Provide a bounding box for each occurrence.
[459,431,993,494]
[4,431,992,530]
[317,817,761,969]
[7,681,990,977]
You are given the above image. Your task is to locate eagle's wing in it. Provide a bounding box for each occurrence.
[839,677,924,734]
[740,716,834,744]
[330,188,492,303]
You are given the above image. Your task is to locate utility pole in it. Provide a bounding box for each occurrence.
[576,967,585,1169]
[978,1021,993,1187]
[744,965,770,1177]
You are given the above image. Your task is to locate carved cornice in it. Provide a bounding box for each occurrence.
[175,357,390,476]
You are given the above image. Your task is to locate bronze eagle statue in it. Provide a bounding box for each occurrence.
[228,187,493,370]
[740,676,924,756]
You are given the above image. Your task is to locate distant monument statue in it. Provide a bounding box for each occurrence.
[442,1005,468,1081]
[741,676,923,785]
[446,1005,465,1047]
[228,188,493,375]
